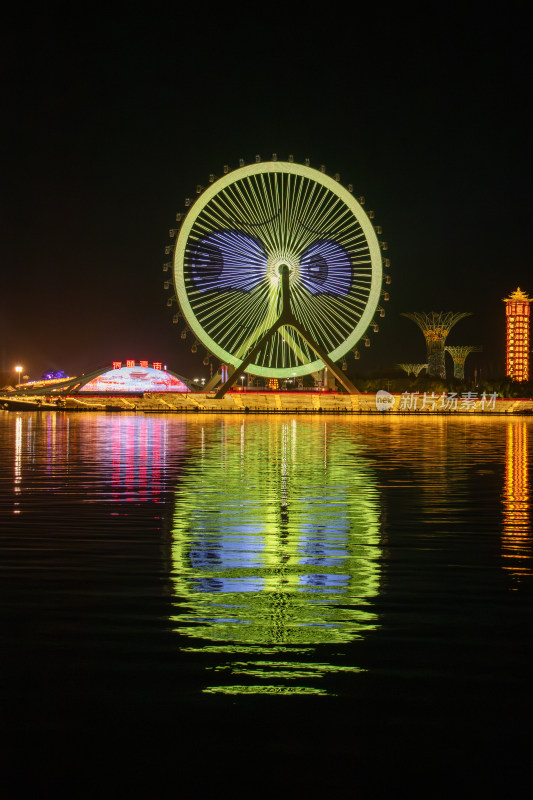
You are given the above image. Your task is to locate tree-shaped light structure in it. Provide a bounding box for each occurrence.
[445,346,482,380]
[398,363,428,377]
[401,312,471,379]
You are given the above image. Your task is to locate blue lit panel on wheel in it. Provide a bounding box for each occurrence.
[190,231,267,292]
[299,241,352,296]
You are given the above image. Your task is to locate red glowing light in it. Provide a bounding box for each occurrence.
[504,288,531,382]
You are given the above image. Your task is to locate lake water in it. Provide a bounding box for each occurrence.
[1,412,532,794]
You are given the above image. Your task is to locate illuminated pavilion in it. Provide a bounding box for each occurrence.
[12,360,192,395]
[503,288,531,382]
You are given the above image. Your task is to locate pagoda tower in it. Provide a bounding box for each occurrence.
[503,288,531,381]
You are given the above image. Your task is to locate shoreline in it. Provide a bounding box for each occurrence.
[2,392,532,415]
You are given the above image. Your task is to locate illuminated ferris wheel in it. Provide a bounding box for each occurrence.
[166,158,389,393]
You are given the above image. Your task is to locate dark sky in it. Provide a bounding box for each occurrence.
[2,5,531,381]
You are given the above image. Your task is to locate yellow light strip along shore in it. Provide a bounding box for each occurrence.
[2,393,532,414]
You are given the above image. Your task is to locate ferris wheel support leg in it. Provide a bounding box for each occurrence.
[289,323,359,394]
[214,326,278,398]
[204,371,222,392]
[215,320,359,397]
[277,265,359,394]
[215,264,360,397]
[206,366,238,393]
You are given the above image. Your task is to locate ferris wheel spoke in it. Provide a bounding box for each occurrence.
[292,297,335,353]
[278,326,312,365]
[294,184,334,252]
[229,181,267,231]
[291,281,349,346]
[225,180,265,225]
[244,176,276,227]
[195,287,264,345]
[284,176,301,251]
[300,191,341,238]
[308,299,353,352]
[234,291,280,358]
[213,295,270,353]
[257,173,282,252]
[257,172,281,253]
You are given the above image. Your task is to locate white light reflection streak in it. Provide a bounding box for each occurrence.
[14,415,22,513]
[221,419,227,467]
[291,418,296,463]
[281,422,289,505]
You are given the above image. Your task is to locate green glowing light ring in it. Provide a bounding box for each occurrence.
[173,161,382,377]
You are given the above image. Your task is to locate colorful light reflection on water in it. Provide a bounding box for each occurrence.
[170,417,381,694]
[3,412,533,703]
[503,421,531,584]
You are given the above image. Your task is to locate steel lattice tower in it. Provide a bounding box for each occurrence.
[402,312,471,379]
[503,288,531,382]
[445,346,482,380]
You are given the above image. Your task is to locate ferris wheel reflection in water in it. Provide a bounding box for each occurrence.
[170,417,382,695]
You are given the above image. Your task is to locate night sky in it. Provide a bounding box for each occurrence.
[3,6,531,382]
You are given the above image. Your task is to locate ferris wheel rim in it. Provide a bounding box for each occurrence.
[173,161,383,378]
